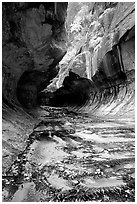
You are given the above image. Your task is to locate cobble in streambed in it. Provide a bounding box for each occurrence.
[2,108,135,202]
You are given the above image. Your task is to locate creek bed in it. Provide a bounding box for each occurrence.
[2,107,135,202]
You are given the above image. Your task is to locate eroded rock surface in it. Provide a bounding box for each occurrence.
[2,107,135,202]
[2,2,135,202]
[2,102,38,175]
[2,2,68,108]
[38,71,93,107]
[46,2,135,96]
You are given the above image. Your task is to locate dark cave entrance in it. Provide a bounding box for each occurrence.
[16,5,134,109]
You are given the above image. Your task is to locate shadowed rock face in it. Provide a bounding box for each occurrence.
[38,71,93,107]
[37,2,135,110]
[2,3,135,202]
[2,2,135,110]
[2,2,68,108]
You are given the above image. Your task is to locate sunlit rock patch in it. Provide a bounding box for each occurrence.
[2,108,135,202]
[2,2,135,202]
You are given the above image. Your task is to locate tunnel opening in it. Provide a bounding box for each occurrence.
[38,71,94,107]
[16,50,67,109]
[2,3,135,202]
[3,2,135,111]
[16,66,60,108]
[37,38,130,108]
[35,8,135,110]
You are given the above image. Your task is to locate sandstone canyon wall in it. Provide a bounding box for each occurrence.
[45,2,134,119]
[2,2,68,108]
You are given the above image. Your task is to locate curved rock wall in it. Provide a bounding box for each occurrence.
[2,2,135,192]
[92,2,135,77]
[85,2,135,119]
[2,2,68,107]
[42,2,135,121]
[2,2,135,116]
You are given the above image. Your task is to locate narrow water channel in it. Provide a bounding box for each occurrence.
[2,2,135,202]
[2,104,135,202]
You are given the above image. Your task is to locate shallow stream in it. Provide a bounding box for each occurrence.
[2,105,135,202]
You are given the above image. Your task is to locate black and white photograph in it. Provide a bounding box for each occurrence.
[2,1,135,202]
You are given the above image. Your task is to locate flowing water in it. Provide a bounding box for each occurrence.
[2,72,135,202]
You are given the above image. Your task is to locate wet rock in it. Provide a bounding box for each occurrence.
[11,182,36,202]
[34,119,75,139]
[3,114,135,202]
[2,2,135,202]
[2,103,38,174]
[72,180,79,185]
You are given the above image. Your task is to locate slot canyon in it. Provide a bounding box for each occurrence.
[2,2,135,202]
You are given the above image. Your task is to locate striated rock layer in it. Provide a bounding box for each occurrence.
[2,2,135,202]
[2,1,68,176]
[42,2,135,120]
[85,2,135,120]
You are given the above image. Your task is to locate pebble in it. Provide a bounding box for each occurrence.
[72,180,79,185]
[2,189,9,199]
[103,195,110,201]
[96,169,101,173]
[59,167,64,171]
